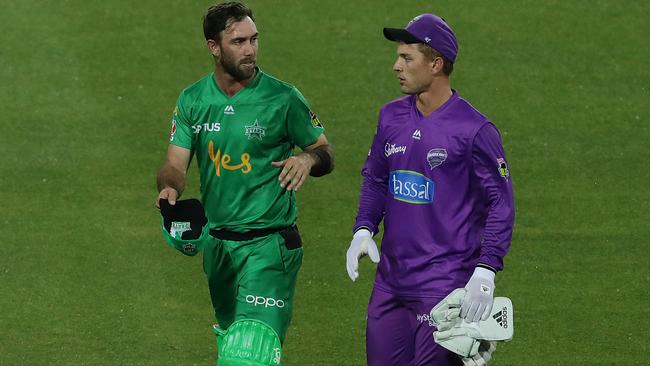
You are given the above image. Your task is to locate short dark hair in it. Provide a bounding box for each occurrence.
[203,2,254,41]
[418,43,454,76]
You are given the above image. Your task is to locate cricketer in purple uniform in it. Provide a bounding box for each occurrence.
[346,14,515,366]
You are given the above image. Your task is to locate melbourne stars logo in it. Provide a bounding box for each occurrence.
[244,119,266,140]
[170,221,191,238]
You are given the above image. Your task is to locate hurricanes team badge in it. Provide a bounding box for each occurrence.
[426,148,447,169]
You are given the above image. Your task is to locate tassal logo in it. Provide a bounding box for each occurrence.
[389,170,434,204]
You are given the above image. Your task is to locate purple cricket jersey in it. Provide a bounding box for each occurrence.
[355,90,515,297]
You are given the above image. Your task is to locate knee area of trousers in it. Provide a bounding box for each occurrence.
[215,319,282,366]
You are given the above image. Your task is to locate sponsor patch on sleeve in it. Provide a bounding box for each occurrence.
[169,119,177,142]
[497,158,510,179]
[309,110,323,128]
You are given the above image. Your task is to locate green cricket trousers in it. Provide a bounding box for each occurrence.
[203,225,303,342]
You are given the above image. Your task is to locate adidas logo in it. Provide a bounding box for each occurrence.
[412,129,421,140]
[492,307,508,328]
[224,105,235,115]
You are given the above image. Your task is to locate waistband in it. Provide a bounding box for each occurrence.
[209,224,296,242]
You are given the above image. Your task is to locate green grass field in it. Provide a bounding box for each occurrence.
[1,0,649,365]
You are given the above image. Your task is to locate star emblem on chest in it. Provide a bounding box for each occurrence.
[244,119,266,140]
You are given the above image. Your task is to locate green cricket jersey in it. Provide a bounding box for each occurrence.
[168,68,324,232]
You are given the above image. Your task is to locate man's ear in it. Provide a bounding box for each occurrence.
[431,57,443,75]
[207,39,220,58]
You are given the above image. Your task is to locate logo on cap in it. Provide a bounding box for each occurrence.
[182,243,197,254]
[408,15,423,26]
[170,221,191,238]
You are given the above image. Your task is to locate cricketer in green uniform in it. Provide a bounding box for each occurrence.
[155,3,334,365]
[170,69,322,340]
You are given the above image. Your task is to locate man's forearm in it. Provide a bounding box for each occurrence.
[157,164,186,194]
[353,170,386,234]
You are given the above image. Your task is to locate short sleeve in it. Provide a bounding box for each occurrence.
[168,93,194,150]
[286,87,325,149]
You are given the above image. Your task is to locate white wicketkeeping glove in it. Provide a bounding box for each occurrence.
[461,267,496,322]
[346,229,380,282]
[431,289,480,357]
[462,341,497,366]
[431,288,514,359]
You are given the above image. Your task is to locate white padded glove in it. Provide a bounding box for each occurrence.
[345,229,380,281]
[461,267,496,322]
[462,341,497,366]
[431,288,513,360]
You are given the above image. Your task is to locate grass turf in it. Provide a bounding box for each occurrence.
[1,0,648,364]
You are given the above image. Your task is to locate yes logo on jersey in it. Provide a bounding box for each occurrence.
[389,170,434,204]
[208,141,252,177]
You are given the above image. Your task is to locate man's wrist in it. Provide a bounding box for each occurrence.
[353,228,373,238]
[157,166,186,193]
[158,183,181,194]
[476,263,497,274]
[472,266,496,281]
[306,146,333,177]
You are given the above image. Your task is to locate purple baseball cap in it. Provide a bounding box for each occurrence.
[383,13,459,63]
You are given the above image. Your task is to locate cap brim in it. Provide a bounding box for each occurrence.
[383,28,421,43]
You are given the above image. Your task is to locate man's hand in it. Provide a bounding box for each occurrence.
[346,229,380,282]
[156,187,179,208]
[461,267,496,323]
[271,153,315,191]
